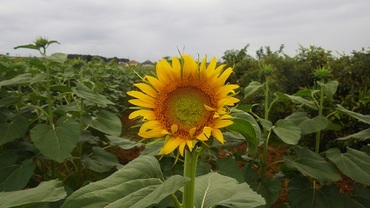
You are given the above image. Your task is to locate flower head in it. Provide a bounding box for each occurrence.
[127,55,239,156]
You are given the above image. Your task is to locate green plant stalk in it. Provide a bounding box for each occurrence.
[45,62,54,127]
[182,148,199,208]
[262,80,270,175]
[315,83,325,154]
[170,194,182,208]
[264,81,269,121]
[313,82,325,189]
[262,131,272,175]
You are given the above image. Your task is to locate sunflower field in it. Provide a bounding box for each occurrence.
[0,38,369,208]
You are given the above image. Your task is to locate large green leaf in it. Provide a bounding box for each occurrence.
[336,105,370,124]
[0,73,45,86]
[194,172,265,208]
[106,135,143,149]
[288,176,346,208]
[227,109,261,154]
[72,83,114,107]
[61,155,178,208]
[244,167,282,208]
[244,81,263,98]
[0,156,35,191]
[106,175,189,208]
[337,128,370,140]
[81,147,121,173]
[298,115,329,135]
[326,147,370,186]
[47,53,68,63]
[82,110,122,136]
[0,180,66,208]
[0,96,22,107]
[285,112,309,125]
[0,116,29,145]
[259,118,273,131]
[273,119,301,145]
[317,80,338,99]
[216,158,245,183]
[30,117,80,162]
[275,92,318,110]
[284,146,341,184]
[350,183,370,207]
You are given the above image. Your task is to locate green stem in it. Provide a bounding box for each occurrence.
[262,131,272,175]
[315,83,324,154]
[264,81,269,121]
[170,194,182,208]
[182,149,199,208]
[314,81,325,189]
[46,62,53,127]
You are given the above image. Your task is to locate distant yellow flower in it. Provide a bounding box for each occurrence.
[127,55,239,156]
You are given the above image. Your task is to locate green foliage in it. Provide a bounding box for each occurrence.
[30,117,80,162]
[284,146,341,184]
[0,180,66,208]
[194,172,265,208]
[1,38,370,207]
[61,155,184,208]
[326,147,370,186]
[222,45,370,207]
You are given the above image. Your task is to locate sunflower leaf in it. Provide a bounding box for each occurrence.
[82,110,122,136]
[194,172,265,208]
[227,110,261,154]
[244,81,263,98]
[30,117,80,162]
[0,156,35,192]
[326,147,370,186]
[0,180,66,208]
[284,146,341,184]
[61,156,182,208]
[273,119,301,145]
[288,176,345,208]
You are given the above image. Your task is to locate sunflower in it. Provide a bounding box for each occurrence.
[127,55,239,156]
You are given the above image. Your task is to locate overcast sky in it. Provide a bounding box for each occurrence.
[1,0,370,62]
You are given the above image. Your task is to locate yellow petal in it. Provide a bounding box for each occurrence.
[171,124,178,134]
[178,142,186,157]
[127,91,156,103]
[212,128,225,144]
[213,67,233,87]
[204,104,216,111]
[182,55,198,78]
[160,137,182,155]
[156,60,173,82]
[196,126,212,141]
[128,109,156,120]
[171,57,181,79]
[199,57,208,79]
[145,75,165,91]
[213,119,233,128]
[129,99,155,108]
[218,97,240,107]
[217,84,239,97]
[208,64,224,80]
[206,57,217,71]
[139,120,163,134]
[134,83,157,98]
[189,127,196,137]
[187,139,197,152]
[139,130,165,138]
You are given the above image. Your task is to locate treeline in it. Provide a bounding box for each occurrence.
[67,54,129,63]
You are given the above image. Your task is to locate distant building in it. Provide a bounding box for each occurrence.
[141,60,154,66]
[126,60,140,66]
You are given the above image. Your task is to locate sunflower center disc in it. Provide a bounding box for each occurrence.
[165,86,212,131]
